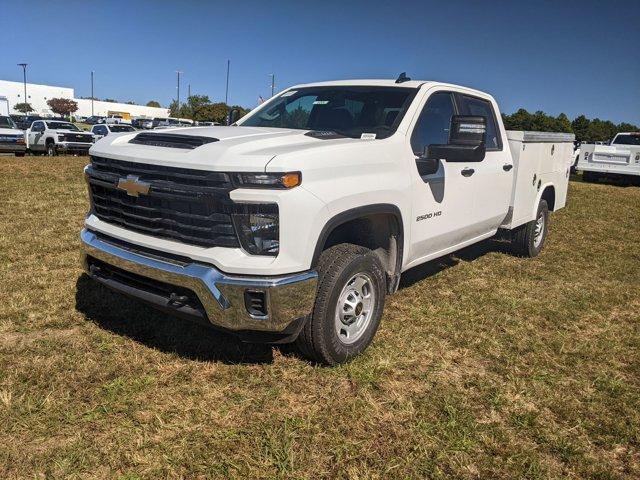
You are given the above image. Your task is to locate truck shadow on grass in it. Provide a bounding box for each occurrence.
[74,238,509,364]
[75,274,275,365]
[399,237,511,290]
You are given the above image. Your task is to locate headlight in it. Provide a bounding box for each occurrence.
[232,204,279,256]
[233,172,301,189]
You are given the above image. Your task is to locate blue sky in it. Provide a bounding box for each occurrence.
[2,0,639,124]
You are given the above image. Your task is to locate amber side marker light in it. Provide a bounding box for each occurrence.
[281,172,302,188]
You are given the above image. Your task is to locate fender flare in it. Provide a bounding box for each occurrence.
[532,182,555,218]
[311,203,404,277]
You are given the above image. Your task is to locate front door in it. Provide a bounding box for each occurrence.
[455,93,513,235]
[406,90,481,266]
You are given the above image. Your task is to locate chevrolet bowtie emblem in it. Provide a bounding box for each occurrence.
[117,175,151,197]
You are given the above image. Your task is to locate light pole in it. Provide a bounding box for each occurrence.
[91,70,94,116]
[17,63,28,106]
[175,70,183,112]
[225,60,230,105]
[270,74,275,97]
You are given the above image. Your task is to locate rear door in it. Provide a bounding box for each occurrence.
[455,93,513,235]
[406,89,480,264]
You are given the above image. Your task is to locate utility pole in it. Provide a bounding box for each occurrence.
[176,70,183,112]
[225,60,230,105]
[270,74,275,97]
[17,63,28,106]
[188,83,191,99]
[91,71,94,116]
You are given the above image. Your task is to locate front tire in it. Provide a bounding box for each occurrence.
[46,142,57,156]
[510,199,549,257]
[295,244,386,365]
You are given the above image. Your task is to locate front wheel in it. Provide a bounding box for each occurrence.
[46,142,57,156]
[510,199,549,257]
[295,243,386,365]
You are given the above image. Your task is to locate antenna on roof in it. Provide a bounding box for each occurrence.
[395,72,411,84]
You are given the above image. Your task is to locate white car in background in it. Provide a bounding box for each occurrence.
[91,124,136,140]
[0,115,27,156]
[577,132,640,182]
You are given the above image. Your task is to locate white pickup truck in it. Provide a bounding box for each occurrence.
[0,115,27,156]
[577,132,640,183]
[81,78,574,364]
[27,120,94,156]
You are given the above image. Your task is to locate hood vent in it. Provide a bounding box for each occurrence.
[128,132,219,150]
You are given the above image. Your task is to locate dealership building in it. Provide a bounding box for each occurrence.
[0,80,169,118]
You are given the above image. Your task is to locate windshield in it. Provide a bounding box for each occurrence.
[240,86,418,139]
[0,116,17,129]
[109,125,135,132]
[47,121,79,131]
[612,134,640,146]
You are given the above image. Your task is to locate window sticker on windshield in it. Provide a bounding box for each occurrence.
[361,133,377,140]
[313,100,329,105]
[281,91,296,97]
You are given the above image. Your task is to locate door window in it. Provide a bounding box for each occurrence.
[456,95,502,150]
[410,92,456,155]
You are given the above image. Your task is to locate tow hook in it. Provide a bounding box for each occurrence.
[168,292,189,307]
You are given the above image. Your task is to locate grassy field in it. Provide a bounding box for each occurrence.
[0,155,638,479]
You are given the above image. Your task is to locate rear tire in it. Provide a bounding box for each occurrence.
[510,199,549,258]
[582,171,597,183]
[295,243,386,365]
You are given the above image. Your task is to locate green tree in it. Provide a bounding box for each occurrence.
[14,102,34,114]
[146,101,161,108]
[46,98,78,118]
[103,98,118,103]
[571,115,590,142]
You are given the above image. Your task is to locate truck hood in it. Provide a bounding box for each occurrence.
[0,127,24,136]
[53,129,93,135]
[89,125,363,171]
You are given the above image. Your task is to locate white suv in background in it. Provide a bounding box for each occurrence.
[91,124,137,140]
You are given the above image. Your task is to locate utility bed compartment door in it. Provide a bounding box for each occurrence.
[504,131,574,229]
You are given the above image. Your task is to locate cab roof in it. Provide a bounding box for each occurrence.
[286,79,492,99]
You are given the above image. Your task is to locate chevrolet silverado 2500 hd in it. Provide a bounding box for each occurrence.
[81,79,574,365]
[27,120,94,156]
[577,132,640,183]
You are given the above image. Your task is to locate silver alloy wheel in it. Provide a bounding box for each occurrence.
[334,272,375,345]
[533,211,545,248]
[46,144,55,156]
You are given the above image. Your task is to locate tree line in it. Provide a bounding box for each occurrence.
[502,109,638,143]
[168,95,249,124]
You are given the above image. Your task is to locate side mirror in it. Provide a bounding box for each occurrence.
[416,147,440,176]
[227,108,240,125]
[427,115,487,162]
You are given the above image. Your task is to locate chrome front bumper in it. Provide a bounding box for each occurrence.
[80,229,318,334]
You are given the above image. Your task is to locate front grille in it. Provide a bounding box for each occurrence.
[63,133,93,143]
[86,156,239,248]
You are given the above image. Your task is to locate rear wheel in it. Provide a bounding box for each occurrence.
[510,199,549,257]
[295,243,386,365]
[46,142,57,156]
[582,171,598,183]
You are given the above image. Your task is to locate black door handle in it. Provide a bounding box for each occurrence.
[503,164,513,171]
[461,168,475,177]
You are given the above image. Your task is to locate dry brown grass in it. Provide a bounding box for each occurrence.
[0,155,638,479]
